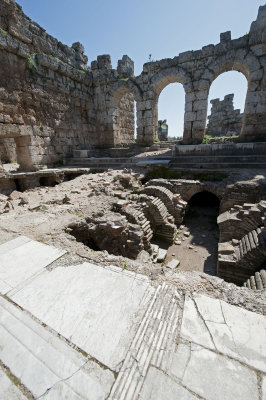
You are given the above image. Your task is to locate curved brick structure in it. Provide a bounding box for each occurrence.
[218,201,266,242]
[218,227,266,285]
[243,269,266,290]
[139,194,177,243]
[143,185,187,225]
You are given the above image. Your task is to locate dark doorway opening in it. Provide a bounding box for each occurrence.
[39,177,59,187]
[189,191,220,209]
[179,191,220,275]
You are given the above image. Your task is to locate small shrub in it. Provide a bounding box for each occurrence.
[27,55,37,71]
[0,28,7,36]
[123,262,128,270]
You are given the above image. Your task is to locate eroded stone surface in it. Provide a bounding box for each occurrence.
[139,367,197,400]
[0,237,265,399]
[10,262,154,371]
[0,296,115,399]
[0,365,28,400]
[0,236,66,294]
[181,293,266,373]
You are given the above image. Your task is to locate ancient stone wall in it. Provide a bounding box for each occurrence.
[0,0,96,169]
[0,138,16,162]
[206,94,243,137]
[94,5,266,146]
[114,92,135,145]
[0,0,266,169]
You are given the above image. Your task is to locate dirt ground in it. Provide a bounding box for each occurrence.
[162,205,219,275]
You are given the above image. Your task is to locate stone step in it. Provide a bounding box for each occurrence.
[170,162,266,170]
[110,284,180,399]
[0,296,114,399]
[172,155,266,163]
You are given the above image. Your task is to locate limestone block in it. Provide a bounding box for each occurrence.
[11,263,154,371]
[169,344,259,400]
[181,293,266,373]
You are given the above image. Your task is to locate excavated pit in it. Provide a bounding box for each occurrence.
[0,168,265,293]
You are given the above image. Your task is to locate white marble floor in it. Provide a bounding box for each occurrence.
[0,236,265,400]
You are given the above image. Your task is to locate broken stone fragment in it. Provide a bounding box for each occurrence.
[166,259,180,269]
[19,194,29,205]
[157,248,167,262]
[184,231,190,237]
[218,242,235,254]
[8,190,21,201]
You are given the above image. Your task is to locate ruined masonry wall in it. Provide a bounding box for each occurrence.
[0,0,266,170]
[206,94,243,137]
[114,92,135,145]
[0,0,96,169]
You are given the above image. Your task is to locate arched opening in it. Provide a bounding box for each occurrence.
[113,88,136,146]
[39,176,59,187]
[0,138,18,171]
[169,190,220,276]
[206,71,248,140]
[157,83,185,140]
[189,191,220,209]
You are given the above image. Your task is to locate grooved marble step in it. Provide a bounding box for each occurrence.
[110,284,181,400]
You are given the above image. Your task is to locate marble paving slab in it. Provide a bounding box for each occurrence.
[180,293,266,373]
[0,296,114,399]
[1,237,265,400]
[10,262,154,371]
[0,236,66,295]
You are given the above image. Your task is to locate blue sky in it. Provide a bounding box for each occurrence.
[18,0,265,137]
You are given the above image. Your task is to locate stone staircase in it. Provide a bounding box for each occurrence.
[171,142,266,170]
[65,156,171,171]
[243,269,266,290]
[218,201,266,242]
[218,227,266,285]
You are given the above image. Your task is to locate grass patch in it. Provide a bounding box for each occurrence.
[32,205,48,212]
[76,212,84,218]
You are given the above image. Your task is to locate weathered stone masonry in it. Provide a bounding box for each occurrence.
[0,0,266,170]
[206,94,243,137]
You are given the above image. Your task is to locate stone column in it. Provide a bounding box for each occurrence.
[15,136,36,171]
[241,4,266,140]
[136,99,155,145]
[241,80,266,140]
[183,88,209,143]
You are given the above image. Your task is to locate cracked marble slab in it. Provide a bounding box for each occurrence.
[139,366,198,400]
[10,262,154,371]
[0,365,28,400]
[0,236,66,295]
[166,342,259,400]
[0,296,114,399]
[180,293,266,373]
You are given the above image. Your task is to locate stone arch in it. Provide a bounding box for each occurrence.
[203,54,259,138]
[150,67,192,95]
[148,68,192,141]
[181,185,222,203]
[188,190,220,208]
[109,82,142,145]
